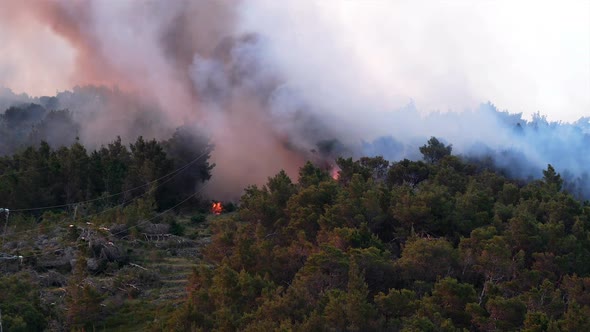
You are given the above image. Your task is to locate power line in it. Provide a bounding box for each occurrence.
[2,155,207,239]
[112,183,207,238]
[6,182,210,261]
[9,149,210,213]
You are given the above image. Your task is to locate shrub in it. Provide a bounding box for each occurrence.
[190,213,207,224]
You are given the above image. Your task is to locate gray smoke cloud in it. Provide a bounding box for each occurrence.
[0,1,323,199]
[235,1,590,197]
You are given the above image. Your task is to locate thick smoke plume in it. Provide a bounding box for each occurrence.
[0,0,320,199]
[0,1,588,199]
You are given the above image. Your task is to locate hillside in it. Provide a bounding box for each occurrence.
[1,137,589,331]
[166,140,590,331]
[1,2,588,331]
[0,209,226,331]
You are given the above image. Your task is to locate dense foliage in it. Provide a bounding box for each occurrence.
[166,138,590,331]
[0,128,214,212]
[1,135,589,331]
[0,273,47,331]
[0,103,79,155]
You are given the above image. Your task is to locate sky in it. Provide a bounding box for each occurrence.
[0,0,588,122]
[238,0,590,122]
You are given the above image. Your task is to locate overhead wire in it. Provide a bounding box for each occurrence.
[6,181,212,261]
[9,149,211,212]
[2,151,210,238]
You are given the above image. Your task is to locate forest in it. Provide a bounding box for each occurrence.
[166,138,590,331]
[0,130,590,331]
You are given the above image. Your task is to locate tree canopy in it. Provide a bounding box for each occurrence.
[1,133,589,331]
[165,143,590,331]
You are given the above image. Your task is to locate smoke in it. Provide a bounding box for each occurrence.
[237,1,589,123]
[234,1,590,197]
[0,0,315,199]
[0,1,588,199]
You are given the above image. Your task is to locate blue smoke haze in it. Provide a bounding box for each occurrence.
[359,102,590,199]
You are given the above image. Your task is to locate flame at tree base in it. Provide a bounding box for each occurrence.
[330,165,341,180]
[211,202,223,215]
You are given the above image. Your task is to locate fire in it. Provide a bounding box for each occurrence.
[211,202,223,215]
[330,165,341,180]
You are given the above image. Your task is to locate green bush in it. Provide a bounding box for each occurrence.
[169,219,185,236]
[190,213,207,224]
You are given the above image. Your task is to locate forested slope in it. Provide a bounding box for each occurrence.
[0,132,216,331]
[1,137,589,331]
[167,139,590,331]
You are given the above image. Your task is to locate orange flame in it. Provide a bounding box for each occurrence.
[211,202,223,215]
[330,165,341,180]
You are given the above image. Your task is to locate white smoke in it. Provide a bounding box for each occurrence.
[232,1,589,190]
[237,1,589,123]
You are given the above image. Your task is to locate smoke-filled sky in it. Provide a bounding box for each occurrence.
[238,0,590,122]
[1,0,588,122]
[0,0,589,198]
